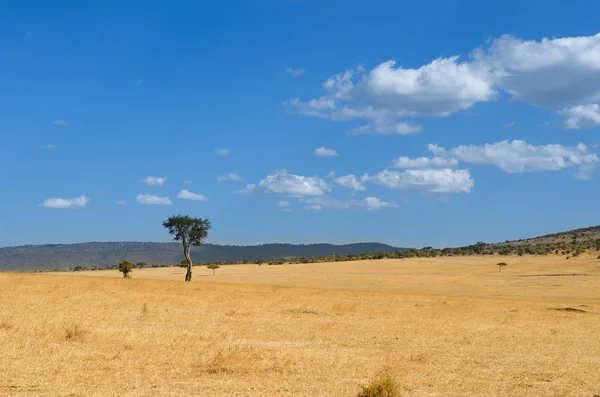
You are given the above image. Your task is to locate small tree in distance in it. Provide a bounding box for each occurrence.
[206,263,220,276]
[136,262,147,270]
[118,260,134,278]
[496,262,507,273]
[163,215,211,282]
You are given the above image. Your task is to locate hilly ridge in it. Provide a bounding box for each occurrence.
[0,241,406,271]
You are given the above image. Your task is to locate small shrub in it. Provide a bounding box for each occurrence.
[142,303,149,315]
[357,371,400,397]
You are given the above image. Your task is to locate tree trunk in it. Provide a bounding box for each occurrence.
[183,241,193,282]
[212,269,215,276]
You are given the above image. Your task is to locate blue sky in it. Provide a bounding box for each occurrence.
[1,0,599,248]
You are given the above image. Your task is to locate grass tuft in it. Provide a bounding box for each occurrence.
[357,371,400,397]
[64,324,86,341]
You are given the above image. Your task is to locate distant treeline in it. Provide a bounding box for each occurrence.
[35,235,600,273]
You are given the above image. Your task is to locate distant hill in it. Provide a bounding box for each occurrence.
[0,242,407,271]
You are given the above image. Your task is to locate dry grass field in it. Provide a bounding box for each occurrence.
[1,255,600,396]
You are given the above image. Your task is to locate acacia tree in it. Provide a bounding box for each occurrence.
[136,262,147,270]
[496,262,507,273]
[207,263,220,275]
[163,215,211,282]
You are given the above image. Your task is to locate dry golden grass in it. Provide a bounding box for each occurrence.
[1,255,599,396]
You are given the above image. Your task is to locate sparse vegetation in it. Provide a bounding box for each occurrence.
[117,260,134,278]
[357,371,399,397]
[63,324,86,341]
[136,261,147,270]
[163,215,211,282]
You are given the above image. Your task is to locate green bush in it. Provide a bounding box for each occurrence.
[118,260,134,278]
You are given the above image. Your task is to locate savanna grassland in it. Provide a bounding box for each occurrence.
[1,255,600,396]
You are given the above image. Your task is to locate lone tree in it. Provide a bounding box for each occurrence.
[206,263,220,276]
[136,262,147,270]
[596,238,600,252]
[163,215,211,282]
[496,262,507,273]
[118,260,134,278]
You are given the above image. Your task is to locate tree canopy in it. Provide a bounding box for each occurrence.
[162,215,211,247]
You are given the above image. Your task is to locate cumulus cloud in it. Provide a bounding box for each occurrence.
[53,120,67,126]
[290,32,600,130]
[215,149,230,156]
[42,195,89,209]
[136,194,172,205]
[140,176,166,186]
[363,169,474,193]
[217,173,244,182]
[286,67,305,77]
[288,57,494,133]
[473,33,600,109]
[392,156,458,169]
[177,190,208,201]
[428,140,599,174]
[328,172,366,191]
[314,147,339,156]
[258,170,330,196]
[560,104,600,129]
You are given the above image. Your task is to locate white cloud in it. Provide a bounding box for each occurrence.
[314,147,339,157]
[363,169,474,193]
[136,194,172,205]
[217,173,244,182]
[40,144,57,149]
[289,57,494,133]
[429,140,599,174]
[560,104,600,129]
[473,33,600,109]
[140,176,166,186]
[348,122,422,135]
[117,200,127,206]
[53,120,67,126]
[290,32,600,130]
[575,163,596,180]
[42,195,89,209]
[177,190,208,201]
[286,67,305,77]
[215,149,230,156]
[328,172,366,191]
[275,200,292,208]
[234,184,257,195]
[301,195,397,211]
[257,170,330,196]
[358,197,398,211]
[392,156,458,169]
[503,121,516,128]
